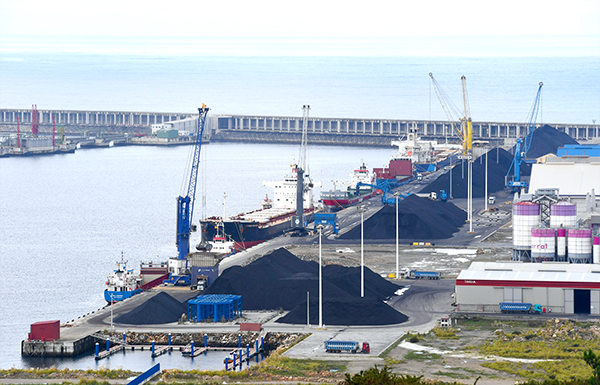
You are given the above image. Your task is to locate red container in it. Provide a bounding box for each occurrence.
[29,320,60,341]
[239,323,261,332]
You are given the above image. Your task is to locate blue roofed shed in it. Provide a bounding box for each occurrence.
[187,294,242,323]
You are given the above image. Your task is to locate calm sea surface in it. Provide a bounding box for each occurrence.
[0,143,393,369]
[0,52,599,369]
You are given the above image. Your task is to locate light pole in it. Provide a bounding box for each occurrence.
[394,192,400,279]
[316,224,324,328]
[357,205,367,297]
[485,147,489,211]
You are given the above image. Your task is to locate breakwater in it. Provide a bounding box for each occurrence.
[2,108,598,144]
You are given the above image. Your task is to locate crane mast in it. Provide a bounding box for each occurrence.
[176,104,209,260]
[292,105,311,230]
[460,76,473,156]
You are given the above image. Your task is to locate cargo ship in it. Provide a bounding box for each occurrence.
[320,162,379,211]
[201,165,315,251]
[104,255,169,303]
[104,254,143,303]
[373,156,413,188]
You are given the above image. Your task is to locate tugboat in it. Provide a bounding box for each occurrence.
[104,253,143,304]
[196,193,236,255]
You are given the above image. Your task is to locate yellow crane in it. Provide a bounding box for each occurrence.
[460,75,473,156]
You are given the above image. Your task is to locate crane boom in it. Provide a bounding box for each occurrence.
[460,76,473,155]
[176,104,209,260]
[506,82,543,190]
[429,73,464,147]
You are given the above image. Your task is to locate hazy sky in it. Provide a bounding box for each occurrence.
[1,0,599,55]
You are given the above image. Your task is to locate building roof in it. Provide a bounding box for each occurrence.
[456,261,600,288]
[528,160,600,196]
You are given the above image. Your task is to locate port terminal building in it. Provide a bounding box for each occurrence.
[456,262,600,315]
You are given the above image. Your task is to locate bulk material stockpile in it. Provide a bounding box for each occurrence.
[338,194,467,241]
[114,292,188,325]
[204,248,408,326]
[420,125,579,198]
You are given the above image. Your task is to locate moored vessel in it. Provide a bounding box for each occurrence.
[104,253,143,303]
[201,165,315,251]
[320,162,379,211]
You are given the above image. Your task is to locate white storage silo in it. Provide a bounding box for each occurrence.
[567,228,593,264]
[531,228,556,262]
[556,228,567,262]
[550,201,577,228]
[594,236,600,264]
[512,201,540,262]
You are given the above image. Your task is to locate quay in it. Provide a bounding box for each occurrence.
[1,108,599,146]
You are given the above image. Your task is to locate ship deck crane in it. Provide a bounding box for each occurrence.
[291,105,313,233]
[166,104,209,285]
[506,82,543,191]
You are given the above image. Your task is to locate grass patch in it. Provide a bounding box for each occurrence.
[433,370,471,379]
[479,338,600,360]
[0,368,137,379]
[404,351,441,361]
[251,352,346,378]
[384,357,405,365]
[431,326,459,340]
[482,358,592,382]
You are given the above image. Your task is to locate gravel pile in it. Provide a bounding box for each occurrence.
[338,194,467,240]
[204,247,407,325]
[114,292,187,325]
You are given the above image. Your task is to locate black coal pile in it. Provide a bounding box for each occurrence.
[420,147,528,198]
[338,194,467,240]
[204,248,406,325]
[526,124,579,159]
[114,292,187,325]
[277,297,408,326]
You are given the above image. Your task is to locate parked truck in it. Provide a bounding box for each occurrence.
[407,270,440,280]
[499,302,542,314]
[325,340,370,354]
[439,190,448,202]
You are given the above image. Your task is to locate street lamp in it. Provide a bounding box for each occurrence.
[393,192,400,280]
[316,224,325,328]
[357,205,367,297]
[485,147,489,211]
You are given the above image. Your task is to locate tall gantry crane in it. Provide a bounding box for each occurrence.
[429,73,466,152]
[167,104,210,285]
[460,75,473,156]
[292,104,312,231]
[506,82,543,191]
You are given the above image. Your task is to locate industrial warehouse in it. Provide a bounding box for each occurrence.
[456,149,600,315]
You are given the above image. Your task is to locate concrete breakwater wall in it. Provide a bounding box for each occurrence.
[212,130,405,147]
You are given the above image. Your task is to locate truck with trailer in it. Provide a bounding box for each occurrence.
[325,340,370,354]
[407,270,440,280]
[499,302,542,314]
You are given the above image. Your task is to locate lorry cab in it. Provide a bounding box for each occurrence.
[361,342,370,354]
[488,196,496,205]
[429,191,437,200]
[533,303,542,314]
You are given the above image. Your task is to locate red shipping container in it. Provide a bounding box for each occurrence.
[239,323,261,332]
[30,320,60,341]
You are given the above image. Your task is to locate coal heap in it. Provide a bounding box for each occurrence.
[204,248,406,325]
[526,124,579,159]
[276,297,408,326]
[338,194,467,240]
[420,147,526,198]
[114,292,187,325]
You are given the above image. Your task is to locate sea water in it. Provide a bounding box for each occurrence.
[1,52,599,369]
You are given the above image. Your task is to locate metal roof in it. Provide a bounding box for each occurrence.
[457,262,600,285]
[528,162,600,196]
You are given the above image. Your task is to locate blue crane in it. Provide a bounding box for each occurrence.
[166,105,209,285]
[506,83,543,191]
[356,181,410,205]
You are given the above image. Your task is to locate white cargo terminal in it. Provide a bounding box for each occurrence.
[456,262,600,315]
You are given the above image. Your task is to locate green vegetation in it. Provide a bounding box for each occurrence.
[0,367,137,379]
[431,326,459,339]
[341,366,426,385]
[251,352,345,377]
[404,351,441,361]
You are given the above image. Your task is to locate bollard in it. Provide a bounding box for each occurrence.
[95,342,99,357]
[238,334,241,348]
[256,340,259,362]
[122,332,126,344]
[246,344,250,362]
[106,339,110,352]
[233,352,236,367]
[152,340,155,355]
[204,333,207,348]
[239,348,242,365]
[225,358,229,371]
[190,340,194,356]
[168,333,171,346]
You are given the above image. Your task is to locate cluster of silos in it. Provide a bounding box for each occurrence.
[512,200,599,263]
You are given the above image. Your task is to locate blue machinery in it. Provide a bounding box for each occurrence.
[356,180,410,205]
[188,294,243,322]
[314,213,338,234]
[166,105,210,285]
[506,83,543,191]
